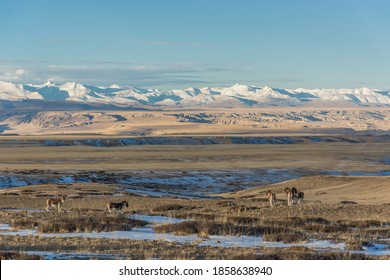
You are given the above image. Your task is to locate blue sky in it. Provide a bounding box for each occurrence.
[0,0,389,89]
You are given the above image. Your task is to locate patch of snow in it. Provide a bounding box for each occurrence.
[0,219,389,256]
[25,251,126,260]
[326,170,390,176]
[0,209,44,213]
[0,224,11,231]
[1,168,389,199]
[59,176,74,183]
[0,176,28,188]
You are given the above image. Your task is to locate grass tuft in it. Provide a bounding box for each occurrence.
[152,204,185,212]
[0,251,42,260]
[263,231,308,243]
[11,214,148,233]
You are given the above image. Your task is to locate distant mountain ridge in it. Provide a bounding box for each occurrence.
[1,81,389,108]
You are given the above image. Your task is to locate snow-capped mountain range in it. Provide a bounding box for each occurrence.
[1,81,389,108]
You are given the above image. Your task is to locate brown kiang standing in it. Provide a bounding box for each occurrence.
[46,195,66,212]
[296,190,304,204]
[284,187,304,206]
[284,187,294,206]
[266,190,276,207]
[107,201,129,214]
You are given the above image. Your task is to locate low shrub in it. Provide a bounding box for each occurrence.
[153,204,184,212]
[154,221,198,236]
[11,218,39,230]
[0,251,42,260]
[340,201,358,204]
[345,240,363,250]
[154,220,292,237]
[39,216,147,233]
[263,231,308,243]
[12,215,148,233]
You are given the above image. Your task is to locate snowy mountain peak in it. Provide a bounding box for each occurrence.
[261,86,273,91]
[230,83,252,92]
[59,82,90,97]
[42,81,55,87]
[0,81,389,107]
[108,84,122,89]
[259,86,284,97]
[61,81,82,89]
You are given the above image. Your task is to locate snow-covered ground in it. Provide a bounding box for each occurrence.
[1,215,389,259]
[1,169,389,198]
[24,251,127,260]
[0,222,354,250]
[0,169,302,198]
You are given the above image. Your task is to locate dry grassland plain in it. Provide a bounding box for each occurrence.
[0,108,389,260]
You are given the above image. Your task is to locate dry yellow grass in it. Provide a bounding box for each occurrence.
[0,129,389,259]
[220,175,390,205]
[1,177,390,260]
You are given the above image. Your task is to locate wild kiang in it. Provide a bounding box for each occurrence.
[107,201,129,214]
[46,195,66,212]
[266,190,276,207]
[284,187,304,206]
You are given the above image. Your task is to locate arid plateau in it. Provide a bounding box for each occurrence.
[0,107,389,260]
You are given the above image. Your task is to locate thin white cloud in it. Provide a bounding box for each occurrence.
[48,65,89,70]
[136,41,211,47]
[0,62,259,88]
[15,69,26,76]
[0,68,28,81]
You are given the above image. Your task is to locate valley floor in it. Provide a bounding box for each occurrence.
[0,130,390,259]
[0,179,390,260]
[0,137,389,259]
